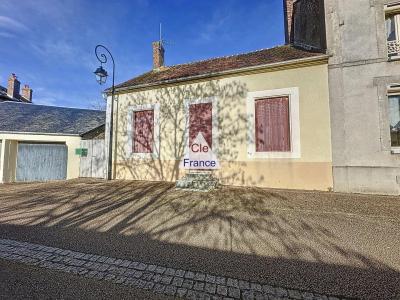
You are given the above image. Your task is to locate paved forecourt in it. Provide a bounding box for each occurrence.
[0,238,347,300]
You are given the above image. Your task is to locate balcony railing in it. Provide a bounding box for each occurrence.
[388,40,400,58]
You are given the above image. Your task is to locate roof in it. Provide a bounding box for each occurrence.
[0,102,105,135]
[0,85,27,103]
[0,85,15,102]
[115,45,325,90]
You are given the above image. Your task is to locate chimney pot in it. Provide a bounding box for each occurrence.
[152,41,165,69]
[7,73,20,100]
[21,84,33,103]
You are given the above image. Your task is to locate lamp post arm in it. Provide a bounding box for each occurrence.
[95,44,115,180]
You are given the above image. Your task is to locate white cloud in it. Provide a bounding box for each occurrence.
[30,39,93,71]
[194,8,232,44]
[0,16,28,31]
[31,40,76,59]
[31,87,65,107]
[0,31,15,38]
[33,97,58,107]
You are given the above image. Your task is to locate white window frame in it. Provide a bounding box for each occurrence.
[387,87,400,154]
[126,103,160,159]
[385,3,400,60]
[247,87,301,159]
[184,97,219,154]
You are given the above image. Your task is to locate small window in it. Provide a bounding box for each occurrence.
[255,97,291,152]
[133,110,154,153]
[385,10,400,59]
[389,95,400,147]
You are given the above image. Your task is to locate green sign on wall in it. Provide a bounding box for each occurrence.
[75,148,88,157]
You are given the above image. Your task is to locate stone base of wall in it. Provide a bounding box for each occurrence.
[176,172,219,191]
[115,160,333,191]
[333,166,400,195]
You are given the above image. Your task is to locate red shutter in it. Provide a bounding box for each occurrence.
[133,110,154,153]
[255,97,290,152]
[189,103,212,148]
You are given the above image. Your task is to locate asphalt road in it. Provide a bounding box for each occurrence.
[0,179,399,299]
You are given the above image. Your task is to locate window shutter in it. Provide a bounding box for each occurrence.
[255,97,290,152]
[189,103,213,148]
[133,110,154,153]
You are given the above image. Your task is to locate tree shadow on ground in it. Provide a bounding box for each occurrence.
[0,180,399,299]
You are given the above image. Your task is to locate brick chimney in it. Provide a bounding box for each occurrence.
[283,0,295,45]
[7,73,20,99]
[152,41,165,69]
[21,84,33,103]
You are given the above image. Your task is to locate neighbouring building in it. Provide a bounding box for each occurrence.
[105,41,333,191]
[285,0,400,194]
[0,102,105,183]
[0,73,33,103]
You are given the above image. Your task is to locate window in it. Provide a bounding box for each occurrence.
[389,95,400,148]
[385,4,400,59]
[189,102,212,148]
[126,103,160,158]
[255,97,291,152]
[133,110,154,153]
[247,88,300,159]
[184,97,218,154]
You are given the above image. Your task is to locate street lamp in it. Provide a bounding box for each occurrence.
[94,44,115,180]
[94,66,108,85]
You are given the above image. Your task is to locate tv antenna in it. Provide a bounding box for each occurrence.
[159,23,173,48]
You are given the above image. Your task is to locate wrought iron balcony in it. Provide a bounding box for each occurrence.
[387,40,400,58]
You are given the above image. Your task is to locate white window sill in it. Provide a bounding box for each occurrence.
[128,152,159,160]
[391,148,400,154]
[248,151,300,159]
[388,55,400,62]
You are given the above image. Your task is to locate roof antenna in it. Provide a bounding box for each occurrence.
[159,22,173,48]
[159,23,162,47]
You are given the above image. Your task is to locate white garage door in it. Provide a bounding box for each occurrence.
[16,143,68,182]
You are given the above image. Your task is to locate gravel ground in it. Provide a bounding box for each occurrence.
[0,258,170,299]
[0,179,399,299]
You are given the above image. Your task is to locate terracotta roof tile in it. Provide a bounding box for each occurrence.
[115,45,325,90]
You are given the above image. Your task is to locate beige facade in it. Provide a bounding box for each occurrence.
[111,58,333,190]
[0,133,81,183]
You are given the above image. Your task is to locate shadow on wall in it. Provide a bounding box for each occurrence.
[114,80,264,186]
[0,180,399,299]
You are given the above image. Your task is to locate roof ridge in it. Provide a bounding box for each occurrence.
[114,44,325,90]
[168,44,288,69]
[0,101,105,113]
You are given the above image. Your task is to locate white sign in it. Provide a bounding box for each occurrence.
[180,132,220,170]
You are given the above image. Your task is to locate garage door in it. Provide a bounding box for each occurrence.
[16,143,68,182]
[79,139,106,178]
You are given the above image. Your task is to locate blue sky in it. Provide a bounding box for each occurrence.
[0,0,284,109]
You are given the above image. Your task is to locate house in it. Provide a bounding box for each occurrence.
[105,39,333,190]
[0,74,33,103]
[0,102,105,183]
[285,0,400,194]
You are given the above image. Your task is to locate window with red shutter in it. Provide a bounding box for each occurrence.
[189,102,212,148]
[255,97,290,152]
[133,110,154,153]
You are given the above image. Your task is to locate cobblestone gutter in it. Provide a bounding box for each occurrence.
[0,238,349,300]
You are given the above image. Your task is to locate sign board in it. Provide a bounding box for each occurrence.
[75,148,88,157]
[180,133,219,170]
